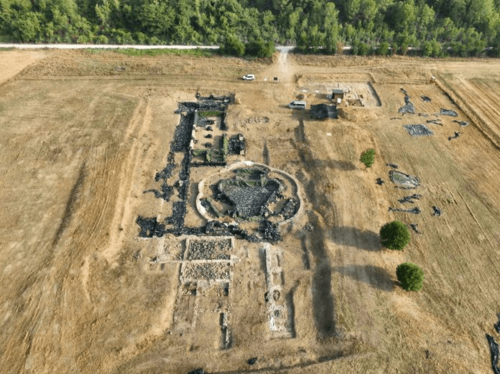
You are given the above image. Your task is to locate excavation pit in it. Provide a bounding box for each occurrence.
[197,162,303,231]
[182,263,231,282]
[186,238,233,261]
[217,168,283,218]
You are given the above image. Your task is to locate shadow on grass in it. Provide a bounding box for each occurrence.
[332,265,394,291]
[329,227,382,251]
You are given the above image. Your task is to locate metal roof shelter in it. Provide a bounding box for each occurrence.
[332,88,345,102]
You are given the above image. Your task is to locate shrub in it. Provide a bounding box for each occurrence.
[336,40,345,55]
[396,262,424,291]
[351,39,360,55]
[399,42,409,55]
[360,148,375,168]
[221,34,245,57]
[96,35,108,44]
[380,221,410,250]
[421,41,432,57]
[245,38,275,57]
[430,40,442,57]
[390,43,398,56]
[378,42,390,56]
[77,35,88,44]
[358,42,369,56]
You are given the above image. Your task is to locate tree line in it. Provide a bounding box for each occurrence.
[1,0,500,57]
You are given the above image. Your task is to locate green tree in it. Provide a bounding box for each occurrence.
[245,38,275,57]
[360,148,375,167]
[324,3,340,54]
[221,34,245,56]
[4,10,42,42]
[390,42,398,55]
[77,34,88,44]
[377,41,390,55]
[345,0,361,22]
[351,38,360,55]
[430,39,442,56]
[421,40,433,56]
[396,262,424,291]
[0,0,498,52]
[380,221,411,250]
[399,41,409,55]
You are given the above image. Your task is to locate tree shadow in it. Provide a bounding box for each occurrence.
[312,261,336,336]
[332,265,394,291]
[307,213,336,337]
[306,159,356,171]
[329,226,382,251]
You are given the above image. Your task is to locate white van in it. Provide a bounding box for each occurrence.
[288,100,306,109]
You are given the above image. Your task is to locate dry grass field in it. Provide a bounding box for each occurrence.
[1,49,500,374]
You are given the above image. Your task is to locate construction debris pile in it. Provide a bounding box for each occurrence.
[404,124,434,137]
[398,194,422,204]
[432,206,442,216]
[388,207,421,214]
[389,170,420,189]
[398,88,415,114]
[453,120,470,127]
[440,108,458,117]
[228,134,246,155]
[486,335,500,374]
[410,223,421,234]
[260,219,282,243]
[427,119,443,126]
[136,216,166,237]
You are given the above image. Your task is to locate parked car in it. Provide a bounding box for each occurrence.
[242,74,255,81]
[288,100,306,109]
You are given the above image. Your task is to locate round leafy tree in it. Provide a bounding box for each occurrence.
[380,221,410,250]
[396,263,424,291]
[360,149,375,168]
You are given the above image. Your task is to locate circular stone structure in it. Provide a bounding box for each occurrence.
[196,161,303,226]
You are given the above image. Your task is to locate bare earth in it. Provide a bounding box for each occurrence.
[1,49,500,374]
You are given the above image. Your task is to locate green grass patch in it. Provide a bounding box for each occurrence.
[199,110,223,117]
[192,149,206,157]
[0,47,15,51]
[106,48,216,57]
[85,49,107,55]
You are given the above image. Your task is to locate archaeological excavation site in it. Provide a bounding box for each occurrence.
[2,48,500,374]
